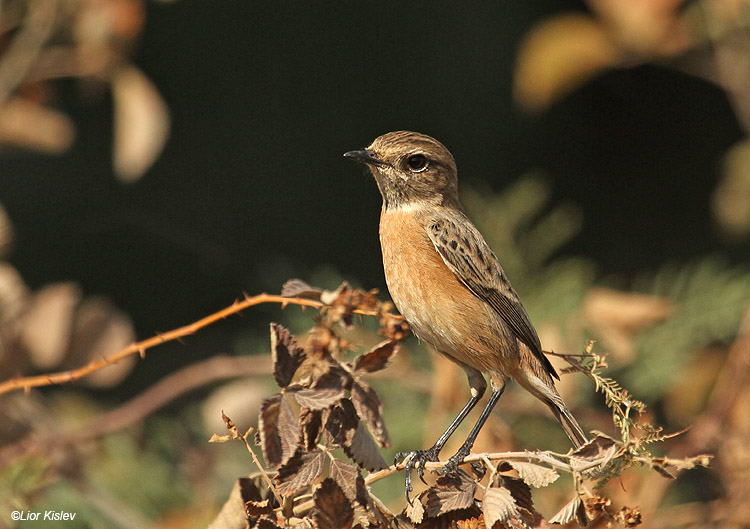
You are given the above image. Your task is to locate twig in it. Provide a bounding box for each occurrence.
[237,429,282,507]
[363,448,611,488]
[0,293,390,395]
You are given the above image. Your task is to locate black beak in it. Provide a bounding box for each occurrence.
[343,149,387,166]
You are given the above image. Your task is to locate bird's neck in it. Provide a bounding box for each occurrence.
[382,195,462,214]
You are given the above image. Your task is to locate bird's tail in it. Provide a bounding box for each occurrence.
[518,375,588,449]
[545,394,587,449]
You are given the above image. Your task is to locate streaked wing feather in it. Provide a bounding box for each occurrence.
[426,215,558,380]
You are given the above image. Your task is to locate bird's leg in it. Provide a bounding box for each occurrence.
[440,384,506,475]
[396,366,486,503]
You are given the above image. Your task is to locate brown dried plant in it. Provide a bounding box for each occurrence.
[206,280,711,529]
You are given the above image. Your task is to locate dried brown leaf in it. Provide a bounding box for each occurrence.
[281,279,323,300]
[483,487,518,528]
[571,433,618,469]
[275,449,326,497]
[299,407,323,451]
[329,459,367,506]
[324,399,359,448]
[424,470,477,518]
[313,477,354,529]
[500,476,534,515]
[270,323,306,388]
[353,340,398,373]
[237,476,264,503]
[507,461,559,488]
[548,496,587,526]
[210,478,262,529]
[289,370,346,409]
[344,420,388,471]
[258,393,298,468]
[405,496,425,524]
[351,380,390,448]
[289,387,345,411]
[352,502,379,529]
[245,499,274,517]
[278,395,301,463]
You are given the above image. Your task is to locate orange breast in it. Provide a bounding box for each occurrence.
[379,208,509,373]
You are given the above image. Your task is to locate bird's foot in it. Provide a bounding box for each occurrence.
[438,443,473,476]
[394,447,441,504]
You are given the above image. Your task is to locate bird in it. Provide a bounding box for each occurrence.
[344,131,587,500]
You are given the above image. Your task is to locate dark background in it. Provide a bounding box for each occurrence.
[0,1,745,390]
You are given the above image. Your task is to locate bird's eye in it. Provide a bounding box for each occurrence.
[406,154,428,172]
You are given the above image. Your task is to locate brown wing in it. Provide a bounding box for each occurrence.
[425,213,558,380]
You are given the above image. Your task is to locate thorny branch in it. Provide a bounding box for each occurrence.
[0,290,396,396]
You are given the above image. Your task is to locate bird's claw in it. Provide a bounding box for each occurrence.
[394,448,441,504]
[438,444,472,476]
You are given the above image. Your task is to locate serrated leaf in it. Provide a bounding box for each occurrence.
[258,393,284,467]
[344,421,389,471]
[500,476,534,515]
[290,387,345,410]
[313,477,354,529]
[351,380,390,448]
[257,393,298,467]
[274,449,326,497]
[353,340,398,373]
[281,279,322,299]
[270,323,306,388]
[507,461,560,488]
[278,395,300,464]
[289,370,346,410]
[423,470,477,517]
[405,496,425,524]
[329,459,367,506]
[549,496,586,526]
[483,486,518,528]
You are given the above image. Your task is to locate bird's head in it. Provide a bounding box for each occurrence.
[344,131,459,210]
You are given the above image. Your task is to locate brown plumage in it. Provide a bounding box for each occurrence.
[344,131,586,500]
